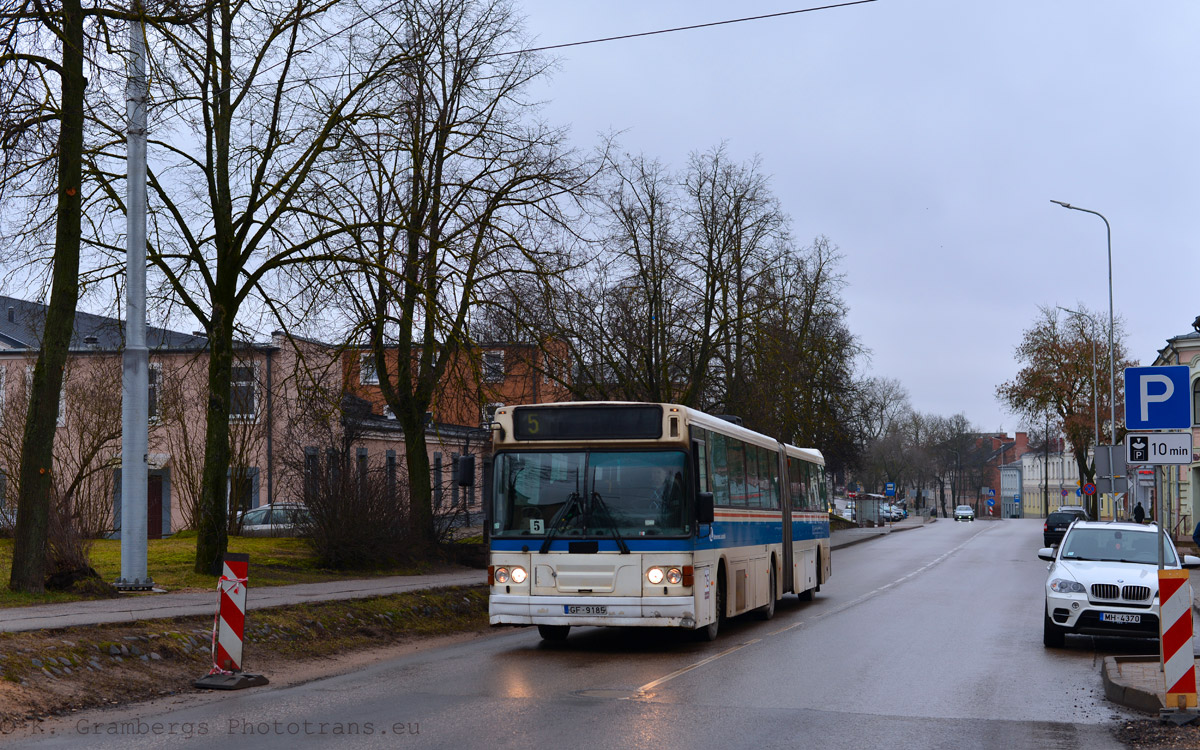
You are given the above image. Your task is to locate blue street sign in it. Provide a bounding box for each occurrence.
[1013,495,1020,501]
[1075,488,1081,497]
[988,488,996,496]
[885,482,896,497]
[987,499,995,506]
[1125,365,1192,430]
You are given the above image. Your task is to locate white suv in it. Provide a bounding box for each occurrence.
[1039,521,1200,648]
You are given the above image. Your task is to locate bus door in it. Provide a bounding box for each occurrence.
[778,443,794,592]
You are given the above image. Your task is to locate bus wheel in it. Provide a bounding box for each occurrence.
[698,568,725,641]
[538,625,570,641]
[757,564,776,620]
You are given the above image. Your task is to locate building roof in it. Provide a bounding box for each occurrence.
[0,294,226,352]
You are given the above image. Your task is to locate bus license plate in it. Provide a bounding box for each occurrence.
[1100,612,1140,624]
[566,605,607,615]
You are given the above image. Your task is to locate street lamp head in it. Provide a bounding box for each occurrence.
[1050,200,1071,208]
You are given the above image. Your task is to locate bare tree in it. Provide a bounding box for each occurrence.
[120,0,436,573]
[997,305,1133,518]
[292,0,586,555]
[0,0,95,591]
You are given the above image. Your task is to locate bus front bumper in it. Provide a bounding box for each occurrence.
[490,594,697,628]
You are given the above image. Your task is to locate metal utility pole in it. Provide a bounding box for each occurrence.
[116,9,153,590]
[1051,201,1117,516]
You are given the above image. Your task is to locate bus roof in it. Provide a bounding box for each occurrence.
[500,401,825,466]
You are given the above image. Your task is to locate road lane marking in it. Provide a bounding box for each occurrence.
[630,639,761,697]
[629,525,992,698]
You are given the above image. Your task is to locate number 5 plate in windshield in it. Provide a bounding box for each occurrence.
[566,605,607,615]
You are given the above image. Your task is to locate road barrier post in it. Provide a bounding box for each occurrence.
[1158,569,1197,715]
[194,553,269,690]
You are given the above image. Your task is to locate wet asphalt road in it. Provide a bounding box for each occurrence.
[8,519,1143,749]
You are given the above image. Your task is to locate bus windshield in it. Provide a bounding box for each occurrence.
[492,450,690,538]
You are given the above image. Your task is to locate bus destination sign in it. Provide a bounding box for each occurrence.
[513,405,663,441]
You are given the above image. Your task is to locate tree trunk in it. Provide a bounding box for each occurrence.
[193,303,233,574]
[399,411,434,556]
[9,0,86,593]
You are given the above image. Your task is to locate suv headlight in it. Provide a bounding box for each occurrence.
[1049,578,1086,594]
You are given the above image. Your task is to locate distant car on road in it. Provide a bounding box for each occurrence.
[1043,511,1085,546]
[1040,520,1200,648]
[954,505,974,522]
[235,502,310,537]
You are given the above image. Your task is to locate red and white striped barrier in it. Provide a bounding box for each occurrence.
[1159,569,1197,708]
[194,553,268,690]
[212,554,249,673]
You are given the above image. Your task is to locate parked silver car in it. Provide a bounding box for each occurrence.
[235,503,310,537]
[954,504,975,522]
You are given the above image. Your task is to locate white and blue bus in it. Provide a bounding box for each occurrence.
[487,402,830,641]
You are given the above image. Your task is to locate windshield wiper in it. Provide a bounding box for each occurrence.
[539,492,583,554]
[589,492,630,554]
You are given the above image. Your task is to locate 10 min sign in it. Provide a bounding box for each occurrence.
[1126,432,1194,465]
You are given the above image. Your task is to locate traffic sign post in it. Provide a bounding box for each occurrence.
[884,482,895,497]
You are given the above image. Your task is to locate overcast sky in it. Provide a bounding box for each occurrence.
[515,0,1200,435]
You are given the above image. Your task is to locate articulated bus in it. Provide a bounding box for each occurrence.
[487,402,830,641]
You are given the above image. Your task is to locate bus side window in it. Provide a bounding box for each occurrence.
[744,444,760,509]
[766,448,780,510]
[789,459,803,509]
[709,430,730,507]
[726,439,747,508]
[694,440,709,493]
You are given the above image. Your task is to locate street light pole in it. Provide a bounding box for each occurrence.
[1051,200,1118,516]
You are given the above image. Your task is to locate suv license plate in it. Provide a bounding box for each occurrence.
[566,605,607,615]
[1100,612,1141,624]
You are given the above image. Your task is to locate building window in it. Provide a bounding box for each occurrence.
[360,353,378,385]
[148,363,161,421]
[230,364,256,420]
[483,350,504,383]
[1193,378,1200,427]
[304,447,319,503]
[482,402,503,426]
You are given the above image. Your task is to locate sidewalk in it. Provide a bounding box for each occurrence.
[829,513,932,549]
[0,518,930,635]
[0,570,482,633]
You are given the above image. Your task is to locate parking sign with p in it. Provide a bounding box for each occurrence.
[1124,366,1192,430]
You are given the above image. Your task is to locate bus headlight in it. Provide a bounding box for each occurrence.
[666,568,682,585]
[510,567,527,584]
[646,567,665,585]
[495,567,510,584]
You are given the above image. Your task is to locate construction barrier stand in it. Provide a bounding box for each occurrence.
[194,553,269,691]
[1159,568,1196,708]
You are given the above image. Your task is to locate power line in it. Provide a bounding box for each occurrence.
[498,0,878,59]
[148,0,877,137]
